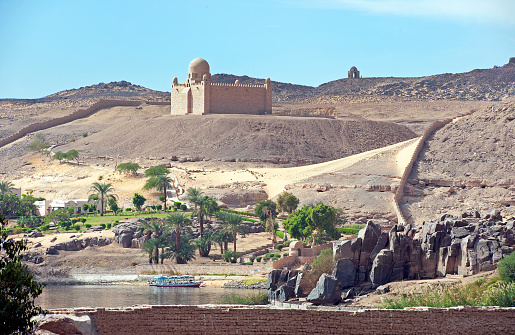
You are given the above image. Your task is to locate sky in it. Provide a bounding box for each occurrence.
[1,0,514,99]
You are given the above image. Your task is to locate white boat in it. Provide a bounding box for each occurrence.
[148,275,202,288]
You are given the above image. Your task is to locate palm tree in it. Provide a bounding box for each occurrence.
[194,230,215,257]
[89,182,117,216]
[217,212,245,252]
[0,181,14,194]
[143,174,173,212]
[165,213,191,264]
[186,187,206,236]
[139,220,170,264]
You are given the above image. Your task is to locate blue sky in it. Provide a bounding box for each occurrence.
[1,0,514,99]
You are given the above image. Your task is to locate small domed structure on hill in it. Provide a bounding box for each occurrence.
[348,66,360,79]
[171,57,272,115]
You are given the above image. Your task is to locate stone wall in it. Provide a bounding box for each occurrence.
[40,305,515,335]
[0,99,142,148]
[392,110,477,224]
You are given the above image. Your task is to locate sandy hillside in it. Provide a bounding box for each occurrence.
[401,101,515,224]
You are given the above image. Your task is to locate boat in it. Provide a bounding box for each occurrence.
[148,275,202,288]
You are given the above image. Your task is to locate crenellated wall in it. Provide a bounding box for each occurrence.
[47,305,515,335]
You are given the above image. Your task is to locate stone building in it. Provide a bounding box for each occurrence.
[171,58,273,115]
[348,66,360,79]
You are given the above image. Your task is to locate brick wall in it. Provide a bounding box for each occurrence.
[209,83,269,115]
[52,305,515,335]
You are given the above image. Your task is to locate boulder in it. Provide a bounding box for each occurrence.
[332,258,356,289]
[333,238,362,265]
[119,233,133,248]
[28,229,43,238]
[271,285,295,302]
[306,273,341,305]
[34,314,96,335]
[46,246,59,255]
[369,250,393,286]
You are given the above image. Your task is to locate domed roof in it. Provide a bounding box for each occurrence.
[189,57,210,74]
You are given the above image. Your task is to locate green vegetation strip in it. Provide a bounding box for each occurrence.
[218,292,268,305]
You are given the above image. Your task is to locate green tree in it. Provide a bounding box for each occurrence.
[144,165,168,177]
[63,149,80,164]
[0,215,45,334]
[82,203,89,216]
[108,197,119,215]
[0,193,21,219]
[282,205,314,240]
[116,162,141,175]
[255,199,278,245]
[132,193,146,212]
[44,205,74,225]
[143,174,173,213]
[165,212,191,264]
[276,191,299,215]
[89,182,117,216]
[307,204,340,245]
[27,133,50,153]
[217,212,245,252]
[17,216,41,228]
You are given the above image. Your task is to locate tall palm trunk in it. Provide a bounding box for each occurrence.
[233,232,237,252]
[154,246,159,264]
[163,185,167,212]
[199,209,204,237]
[176,228,183,264]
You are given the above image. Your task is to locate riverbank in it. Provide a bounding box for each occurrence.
[34,266,268,287]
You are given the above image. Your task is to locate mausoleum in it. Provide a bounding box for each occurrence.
[171,58,272,115]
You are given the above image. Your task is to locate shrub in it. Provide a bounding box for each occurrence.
[85,224,92,229]
[218,292,268,305]
[256,256,262,262]
[223,250,241,263]
[125,208,132,212]
[13,227,23,235]
[275,244,283,251]
[73,224,81,231]
[174,202,181,209]
[283,253,288,257]
[499,252,515,283]
[106,223,112,229]
[99,223,106,229]
[180,204,188,211]
[209,254,222,261]
[40,224,50,232]
[337,227,361,235]
[80,218,87,224]
[275,230,284,239]
[240,262,254,265]
[249,256,256,262]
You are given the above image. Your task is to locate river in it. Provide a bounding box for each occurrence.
[37,285,265,309]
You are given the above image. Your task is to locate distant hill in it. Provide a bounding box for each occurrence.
[1,58,513,105]
[217,57,515,102]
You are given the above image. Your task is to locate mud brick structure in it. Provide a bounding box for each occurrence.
[348,66,360,79]
[171,58,273,115]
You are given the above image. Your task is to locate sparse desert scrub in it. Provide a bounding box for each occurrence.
[382,277,515,308]
[218,291,268,305]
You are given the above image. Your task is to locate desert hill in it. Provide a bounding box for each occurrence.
[216,58,515,102]
[54,113,417,166]
[400,101,515,224]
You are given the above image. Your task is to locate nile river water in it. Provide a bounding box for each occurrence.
[37,285,264,309]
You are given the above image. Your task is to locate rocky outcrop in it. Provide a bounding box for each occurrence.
[44,236,112,255]
[269,210,515,304]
